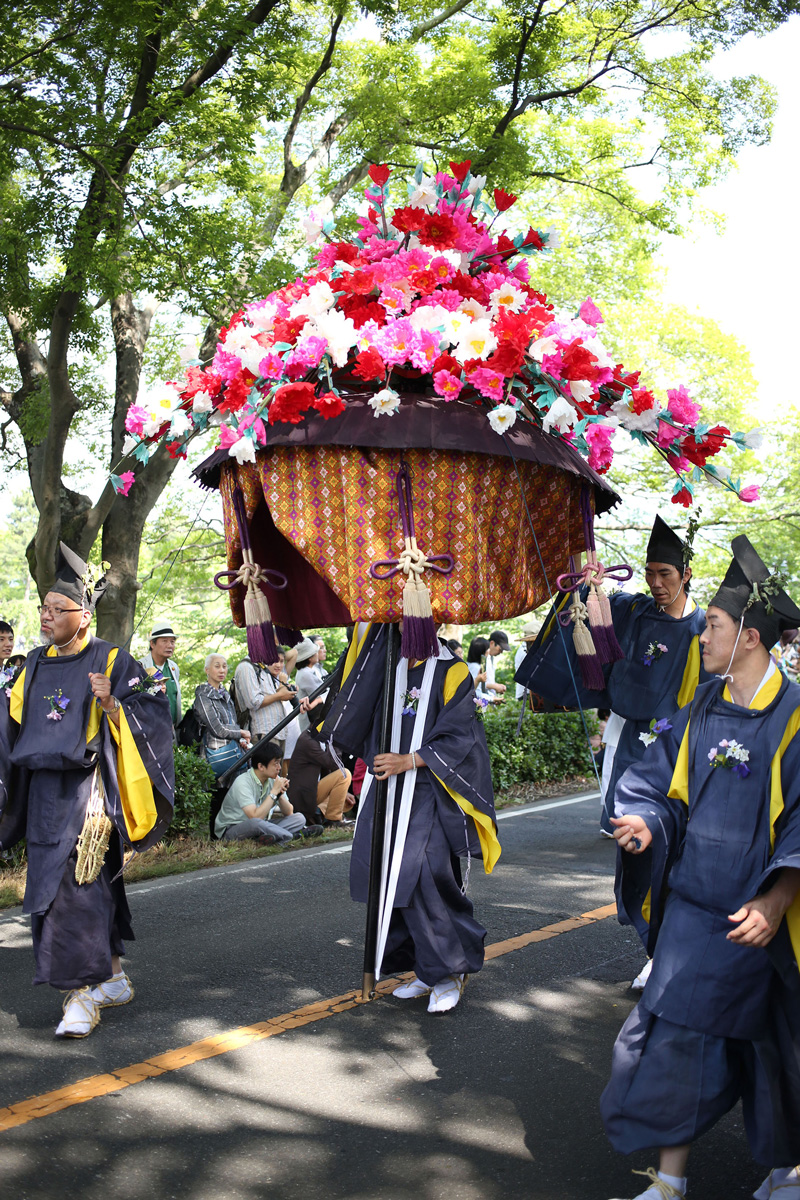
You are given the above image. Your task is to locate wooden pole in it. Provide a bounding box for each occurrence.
[361,623,400,1001]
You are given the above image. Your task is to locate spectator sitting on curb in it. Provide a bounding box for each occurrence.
[288,728,355,830]
[214,741,311,844]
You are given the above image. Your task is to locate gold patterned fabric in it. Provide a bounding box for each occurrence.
[219,446,587,628]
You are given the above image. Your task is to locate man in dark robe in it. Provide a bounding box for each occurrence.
[601,536,800,1200]
[0,545,174,1038]
[323,625,500,1014]
[516,514,708,836]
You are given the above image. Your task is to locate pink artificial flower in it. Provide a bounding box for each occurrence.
[124,406,149,436]
[739,484,761,503]
[114,471,136,496]
[219,423,240,449]
[376,318,417,367]
[585,424,614,473]
[579,298,604,327]
[468,366,506,402]
[667,385,701,426]
[290,336,328,369]
[212,345,248,384]
[409,328,440,371]
[656,420,683,448]
[433,370,464,400]
[239,413,267,444]
[258,353,285,380]
[429,256,455,284]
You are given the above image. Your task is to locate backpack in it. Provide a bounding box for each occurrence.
[176,706,204,749]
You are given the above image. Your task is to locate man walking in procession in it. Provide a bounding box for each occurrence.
[0,546,174,1037]
[323,625,500,1013]
[603,535,800,1200]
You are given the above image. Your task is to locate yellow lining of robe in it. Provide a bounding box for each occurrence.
[675,636,702,710]
[432,659,501,875]
[663,667,800,969]
[10,640,157,844]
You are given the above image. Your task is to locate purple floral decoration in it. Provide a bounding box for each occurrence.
[45,689,70,721]
[642,641,669,667]
[401,686,422,716]
[639,717,672,748]
[708,738,750,777]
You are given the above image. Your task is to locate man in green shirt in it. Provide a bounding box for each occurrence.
[143,619,182,726]
[214,741,307,844]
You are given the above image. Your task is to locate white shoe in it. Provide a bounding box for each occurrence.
[754,1168,800,1198]
[89,971,134,1008]
[55,987,101,1038]
[427,974,467,1013]
[393,976,432,999]
[609,1167,685,1200]
[631,959,653,991]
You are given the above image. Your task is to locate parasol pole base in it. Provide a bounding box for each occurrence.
[361,972,376,1002]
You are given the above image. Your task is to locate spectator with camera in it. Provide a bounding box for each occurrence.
[233,645,299,752]
[214,741,306,845]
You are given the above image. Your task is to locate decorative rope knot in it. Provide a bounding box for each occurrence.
[396,540,433,580]
[214,486,288,665]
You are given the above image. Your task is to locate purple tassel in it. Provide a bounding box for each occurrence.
[246,622,279,665]
[274,626,303,647]
[401,614,440,661]
[576,648,607,691]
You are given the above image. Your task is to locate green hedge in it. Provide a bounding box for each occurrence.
[481,705,598,792]
[171,746,218,837]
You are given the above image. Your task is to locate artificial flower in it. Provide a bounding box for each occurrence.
[368,387,401,417]
[739,484,761,503]
[433,370,464,400]
[493,188,517,211]
[487,403,518,434]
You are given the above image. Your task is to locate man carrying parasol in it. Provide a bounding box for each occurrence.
[0,545,174,1038]
[323,625,500,1013]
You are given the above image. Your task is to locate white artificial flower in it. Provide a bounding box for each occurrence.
[487,404,518,434]
[142,414,163,438]
[528,335,559,362]
[368,387,401,417]
[408,176,438,208]
[290,280,337,320]
[582,334,614,369]
[301,209,324,244]
[569,379,595,405]
[453,318,497,364]
[409,305,450,334]
[489,281,525,318]
[542,395,577,434]
[179,340,198,365]
[639,731,657,747]
[309,308,357,367]
[542,225,562,250]
[192,389,213,414]
[743,428,764,449]
[229,436,257,464]
[122,435,138,456]
[169,409,192,437]
[458,297,489,321]
[610,397,660,433]
[222,324,266,374]
[466,174,487,195]
[247,301,278,333]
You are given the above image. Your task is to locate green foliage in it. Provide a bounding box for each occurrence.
[481,704,597,793]
[171,745,217,838]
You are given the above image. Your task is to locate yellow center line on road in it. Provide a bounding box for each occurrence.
[0,902,617,1133]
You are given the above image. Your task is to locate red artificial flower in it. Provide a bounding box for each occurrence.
[410,268,438,296]
[672,486,693,508]
[631,387,656,415]
[559,340,600,382]
[338,269,377,296]
[418,213,457,249]
[368,163,391,187]
[449,159,471,183]
[314,391,346,419]
[522,227,544,251]
[493,188,517,212]
[272,315,308,345]
[493,233,516,258]
[448,271,483,301]
[392,206,427,234]
[219,372,255,414]
[181,366,222,400]
[680,425,730,467]
[485,342,525,378]
[352,347,387,382]
[325,242,360,264]
[337,296,387,328]
[166,440,187,460]
[431,352,461,377]
[268,382,316,425]
[705,424,730,455]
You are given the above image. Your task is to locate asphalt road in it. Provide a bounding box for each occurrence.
[0,793,764,1200]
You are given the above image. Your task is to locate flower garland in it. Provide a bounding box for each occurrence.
[115,160,761,508]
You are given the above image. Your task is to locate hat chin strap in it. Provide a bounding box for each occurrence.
[657,580,685,613]
[716,615,745,684]
[53,611,88,651]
